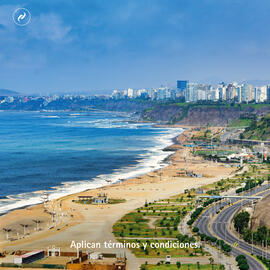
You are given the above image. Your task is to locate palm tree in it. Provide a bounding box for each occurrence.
[33,219,41,231]
[197,261,200,269]
[3,228,11,240]
[20,224,29,235]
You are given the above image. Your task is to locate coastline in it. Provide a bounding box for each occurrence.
[0,126,237,256]
[0,124,183,216]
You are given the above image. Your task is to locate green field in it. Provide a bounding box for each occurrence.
[194,150,234,157]
[113,221,180,238]
[228,118,252,127]
[113,202,194,238]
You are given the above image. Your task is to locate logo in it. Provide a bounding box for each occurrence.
[13,8,31,26]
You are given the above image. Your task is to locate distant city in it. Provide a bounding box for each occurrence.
[1,80,270,108]
[111,80,270,103]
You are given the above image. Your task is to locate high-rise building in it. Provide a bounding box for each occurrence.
[267,85,270,101]
[218,82,226,101]
[170,89,176,100]
[260,86,267,102]
[197,89,206,101]
[255,87,261,103]
[177,80,188,91]
[127,88,134,98]
[241,84,248,102]
[236,86,242,103]
[185,82,198,102]
[247,84,255,101]
[157,88,166,100]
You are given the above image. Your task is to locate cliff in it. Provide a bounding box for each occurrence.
[141,103,270,126]
[241,114,270,141]
[251,193,270,230]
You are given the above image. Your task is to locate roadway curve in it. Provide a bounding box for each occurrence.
[195,184,270,270]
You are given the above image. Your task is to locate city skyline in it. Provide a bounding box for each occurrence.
[1,79,270,105]
[0,0,270,94]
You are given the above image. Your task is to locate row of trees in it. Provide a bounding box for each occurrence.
[243,225,270,246]
[234,211,270,245]
[235,179,264,194]
[193,227,232,253]
[187,207,204,225]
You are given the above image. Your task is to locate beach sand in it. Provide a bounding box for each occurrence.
[0,128,236,269]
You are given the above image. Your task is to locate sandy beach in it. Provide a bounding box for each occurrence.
[0,127,236,269]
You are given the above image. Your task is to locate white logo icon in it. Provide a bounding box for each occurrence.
[18,12,26,22]
[13,8,31,26]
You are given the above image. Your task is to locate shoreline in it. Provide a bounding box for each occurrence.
[0,126,236,265]
[0,126,184,217]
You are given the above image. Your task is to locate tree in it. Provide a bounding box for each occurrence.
[243,229,252,243]
[255,226,268,243]
[250,120,257,130]
[176,261,181,268]
[236,255,249,270]
[209,257,214,270]
[234,211,250,234]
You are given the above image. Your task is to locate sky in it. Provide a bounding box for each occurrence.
[0,0,270,94]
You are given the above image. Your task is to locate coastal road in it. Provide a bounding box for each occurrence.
[212,187,270,257]
[220,128,243,143]
[195,184,270,270]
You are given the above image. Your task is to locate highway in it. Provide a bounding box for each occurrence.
[195,184,270,270]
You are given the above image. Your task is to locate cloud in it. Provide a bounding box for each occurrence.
[0,5,17,30]
[28,13,71,41]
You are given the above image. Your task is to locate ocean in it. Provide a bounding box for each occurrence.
[0,111,182,214]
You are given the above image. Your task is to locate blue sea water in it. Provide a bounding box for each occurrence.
[0,111,182,214]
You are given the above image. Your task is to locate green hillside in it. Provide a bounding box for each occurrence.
[241,114,270,141]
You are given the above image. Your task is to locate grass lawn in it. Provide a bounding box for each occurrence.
[168,193,197,202]
[113,221,180,238]
[228,118,252,127]
[108,198,126,204]
[113,201,193,238]
[194,150,234,157]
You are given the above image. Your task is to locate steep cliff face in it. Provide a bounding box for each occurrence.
[142,104,270,126]
[251,193,270,230]
[180,107,241,126]
[143,105,185,122]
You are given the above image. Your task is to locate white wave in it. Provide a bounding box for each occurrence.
[0,127,183,215]
[40,115,60,118]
